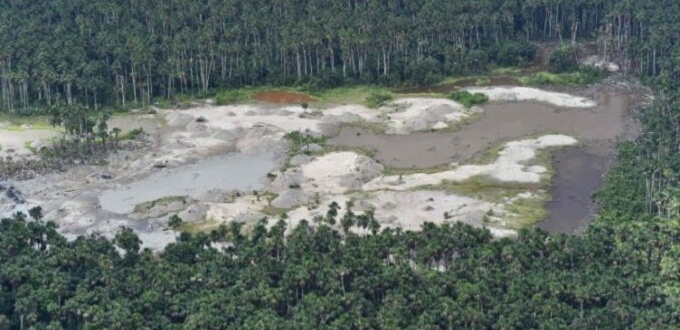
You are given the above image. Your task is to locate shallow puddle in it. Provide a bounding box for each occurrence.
[99,152,277,213]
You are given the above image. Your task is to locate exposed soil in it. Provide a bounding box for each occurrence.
[330,91,629,169]
[253,91,318,104]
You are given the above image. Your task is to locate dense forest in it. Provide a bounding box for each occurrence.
[1,0,679,113]
[1,0,680,329]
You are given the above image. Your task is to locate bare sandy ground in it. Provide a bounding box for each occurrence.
[0,125,56,158]
[464,86,597,107]
[0,86,623,249]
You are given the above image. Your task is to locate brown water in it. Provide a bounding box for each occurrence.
[330,92,629,169]
[330,91,632,233]
[538,144,610,233]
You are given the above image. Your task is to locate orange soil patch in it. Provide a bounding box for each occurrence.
[253,91,318,104]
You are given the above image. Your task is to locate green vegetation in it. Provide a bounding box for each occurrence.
[491,67,522,75]
[119,127,145,141]
[448,90,489,107]
[0,199,677,328]
[310,86,392,105]
[0,0,620,114]
[548,44,580,73]
[504,192,550,228]
[432,176,541,203]
[215,89,253,105]
[284,131,328,156]
[519,68,605,86]
[133,196,188,213]
[365,91,394,108]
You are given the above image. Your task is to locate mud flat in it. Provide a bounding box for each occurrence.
[0,84,642,249]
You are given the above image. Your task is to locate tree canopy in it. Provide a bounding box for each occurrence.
[1,0,669,113]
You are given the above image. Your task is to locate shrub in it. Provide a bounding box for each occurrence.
[215,89,250,105]
[449,90,489,107]
[519,67,605,86]
[490,40,537,67]
[365,91,393,108]
[548,44,579,73]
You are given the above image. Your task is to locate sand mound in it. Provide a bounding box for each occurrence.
[465,86,596,108]
[300,152,384,194]
[367,190,493,231]
[386,98,467,134]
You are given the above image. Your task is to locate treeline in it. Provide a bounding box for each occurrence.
[0,0,630,113]
[0,209,677,329]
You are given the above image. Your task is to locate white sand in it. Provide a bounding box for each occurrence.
[582,55,620,72]
[210,190,506,236]
[299,152,384,194]
[386,98,467,134]
[206,195,269,222]
[169,97,470,140]
[367,190,493,231]
[465,86,597,108]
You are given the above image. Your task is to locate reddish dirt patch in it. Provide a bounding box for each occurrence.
[253,91,318,104]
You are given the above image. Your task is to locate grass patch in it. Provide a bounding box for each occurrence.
[260,205,290,217]
[23,141,36,154]
[365,91,394,108]
[428,175,541,202]
[133,196,188,213]
[383,164,451,176]
[491,67,522,75]
[437,76,467,85]
[519,68,605,86]
[308,86,392,106]
[475,77,491,86]
[119,127,145,140]
[176,220,220,234]
[448,90,489,107]
[215,89,255,105]
[284,131,328,156]
[504,192,550,228]
[324,145,377,159]
[0,114,50,125]
[0,114,53,130]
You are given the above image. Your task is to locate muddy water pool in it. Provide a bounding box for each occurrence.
[330,91,632,233]
[330,92,628,169]
[99,152,277,214]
